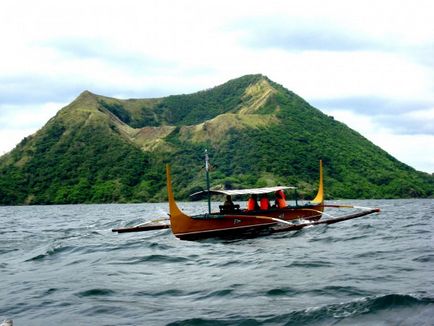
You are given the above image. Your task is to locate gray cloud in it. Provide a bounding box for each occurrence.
[0,74,150,105]
[0,75,83,105]
[231,16,434,73]
[232,17,379,52]
[0,37,209,107]
[311,96,432,115]
[312,96,434,135]
[44,37,175,73]
[0,74,175,110]
[376,113,434,135]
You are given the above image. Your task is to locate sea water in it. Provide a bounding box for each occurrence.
[0,199,433,325]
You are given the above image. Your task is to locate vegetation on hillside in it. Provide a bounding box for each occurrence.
[98,74,266,128]
[0,74,432,205]
[0,113,166,205]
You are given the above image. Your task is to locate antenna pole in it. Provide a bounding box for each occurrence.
[205,149,211,214]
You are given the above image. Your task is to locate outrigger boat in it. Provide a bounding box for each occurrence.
[113,157,380,240]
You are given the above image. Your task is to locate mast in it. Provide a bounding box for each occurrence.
[205,149,211,214]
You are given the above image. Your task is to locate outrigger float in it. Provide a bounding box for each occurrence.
[113,157,380,240]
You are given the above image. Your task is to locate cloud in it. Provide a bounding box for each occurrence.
[0,103,62,130]
[377,108,434,135]
[311,97,433,115]
[236,17,378,52]
[0,48,188,107]
[314,97,434,136]
[44,37,177,74]
[0,74,84,105]
[229,3,432,49]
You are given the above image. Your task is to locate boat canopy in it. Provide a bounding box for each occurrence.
[190,186,295,198]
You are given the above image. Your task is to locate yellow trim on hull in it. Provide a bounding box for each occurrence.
[311,160,324,204]
[166,164,182,217]
[166,164,192,235]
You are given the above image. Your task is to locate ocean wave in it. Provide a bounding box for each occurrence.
[76,288,116,297]
[25,245,75,262]
[290,260,334,268]
[166,294,434,326]
[307,285,374,298]
[413,254,434,263]
[0,248,18,255]
[110,254,189,265]
[266,287,298,296]
[195,289,234,300]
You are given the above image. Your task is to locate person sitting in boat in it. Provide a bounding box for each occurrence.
[259,194,270,210]
[223,195,235,209]
[274,190,287,208]
[220,195,240,213]
[246,194,260,211]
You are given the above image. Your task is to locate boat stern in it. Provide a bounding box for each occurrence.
[311,160,324,206]
[166,164,192,236]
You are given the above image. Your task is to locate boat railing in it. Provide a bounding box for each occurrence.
[219,204,241,213]
[191,213,228,220]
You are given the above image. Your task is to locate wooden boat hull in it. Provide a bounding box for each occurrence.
[174,216,276,240]
[170,208,323,240]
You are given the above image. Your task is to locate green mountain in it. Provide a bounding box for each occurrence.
[0,74,433,204]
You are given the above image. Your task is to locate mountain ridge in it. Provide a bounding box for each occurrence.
[0,74,433,205]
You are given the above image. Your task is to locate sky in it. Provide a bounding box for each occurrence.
[1,0,433,173]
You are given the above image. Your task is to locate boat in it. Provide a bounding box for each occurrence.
[113,158,380,239]
[165,160,379,240]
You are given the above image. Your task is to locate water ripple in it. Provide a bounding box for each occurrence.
[25,245,75,262]
[0,200,433,325]
[76,288,116,297]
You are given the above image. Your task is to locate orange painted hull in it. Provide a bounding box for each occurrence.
[171,207,323,240]
[171,213,277,240]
